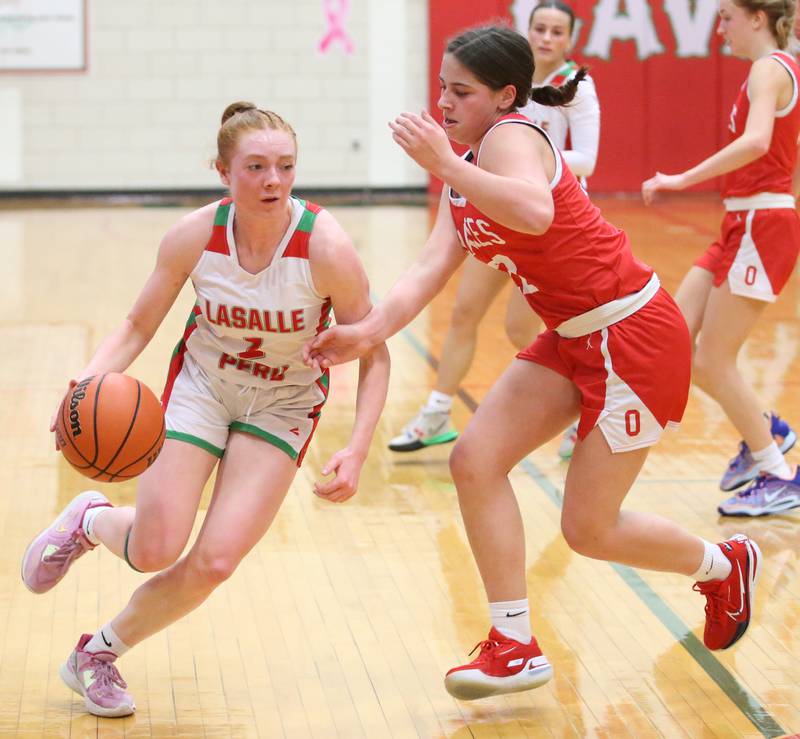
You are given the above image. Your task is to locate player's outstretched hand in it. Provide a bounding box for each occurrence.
[642,172,686,205]
[313,447,364,503]
[51,379,78,450]
[303,324,373,369]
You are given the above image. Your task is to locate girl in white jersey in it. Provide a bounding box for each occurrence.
[643,0,800,517]
[20,102,390,718]
[388,1,600,458]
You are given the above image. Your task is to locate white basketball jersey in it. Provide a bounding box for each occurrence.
[521,61,579,148]
[169,197,331,390]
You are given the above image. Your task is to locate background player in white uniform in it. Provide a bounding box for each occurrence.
[388,0,600,457]
[643,0,800,516]
[520,0,600,456]
[21,102,390,717]
[520,1,600,191]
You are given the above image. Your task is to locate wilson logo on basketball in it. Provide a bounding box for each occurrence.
[56,373,166,483]
[68,377,93,437]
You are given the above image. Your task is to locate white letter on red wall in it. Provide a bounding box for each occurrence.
[663,0,718,57]
[583,0,664,59]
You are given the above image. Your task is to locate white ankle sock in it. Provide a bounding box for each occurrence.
[84,623,130,658]
[692,540,732,582]
[425,390,453,414]
[489,599,531,643]
[751,442,792,479]
[81,506,108,546]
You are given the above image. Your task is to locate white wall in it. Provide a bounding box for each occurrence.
[0,0,428,191]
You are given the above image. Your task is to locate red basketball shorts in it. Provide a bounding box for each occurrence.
[517,289,691,453]
[696,207,800,302]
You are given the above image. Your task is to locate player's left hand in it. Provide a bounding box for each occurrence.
[313,447,364,503]
[303,323,373,369]
[390,110,456,178]
[641,172,687,205]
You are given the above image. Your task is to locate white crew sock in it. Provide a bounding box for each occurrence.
[81,506,108,546]
[692,540,732,582]
[425,390,453,414]
[489,599,532,643]
[751,442,792,479]
[84,623,131,658]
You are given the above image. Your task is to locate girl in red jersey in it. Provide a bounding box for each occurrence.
[643,0,800,517]
[387,1,600,461]
[306,25,761,700]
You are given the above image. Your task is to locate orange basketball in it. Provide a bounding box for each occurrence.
[54,373,166,482]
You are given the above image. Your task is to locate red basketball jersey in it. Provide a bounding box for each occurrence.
[448,114,652,329]
[723,51,800,198]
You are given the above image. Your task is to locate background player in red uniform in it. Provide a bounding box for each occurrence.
[387,1,600,461]
[306,25,761,700]
[643,0,800,517]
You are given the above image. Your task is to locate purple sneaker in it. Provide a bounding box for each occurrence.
[21,490,111,594]
[719,413,797,492]
[59,634,135,717]
[719,467,800,517]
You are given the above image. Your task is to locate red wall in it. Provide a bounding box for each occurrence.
[428,1,750,192]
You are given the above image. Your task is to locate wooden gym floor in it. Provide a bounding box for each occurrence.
[0,194,798,737]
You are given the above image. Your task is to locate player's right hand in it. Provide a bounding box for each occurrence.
[51,379,78,449]
[642,171,686,205]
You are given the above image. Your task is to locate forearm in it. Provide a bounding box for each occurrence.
[347,343,390,457]
[438,157,552,234]
[562,149,596,178]
[79,319,154,379]
[361,259,460,345]
[680,136,767,188]
[563,91,600,178]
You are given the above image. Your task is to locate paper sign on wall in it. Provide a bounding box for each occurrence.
[0,0,86,72]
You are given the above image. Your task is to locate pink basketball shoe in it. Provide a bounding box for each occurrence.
[21,490,111,594]
[60,633,135,717]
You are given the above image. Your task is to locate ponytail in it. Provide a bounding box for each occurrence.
[529,66,588,107]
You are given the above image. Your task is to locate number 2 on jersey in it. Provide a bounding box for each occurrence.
[238,336,265,360]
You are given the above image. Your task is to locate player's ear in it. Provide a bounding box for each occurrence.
[215,158,231,186]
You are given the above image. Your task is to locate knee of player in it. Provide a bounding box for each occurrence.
[449,439,476,483]
[187,551,239,588]
[449,302,485,335]
[129,540,183,572]
[560,511,605,558]
[691,345,725,387]
[504,320,536,351]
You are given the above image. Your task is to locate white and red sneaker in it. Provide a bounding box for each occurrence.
[694,534,761,650]
[444,627,553,700]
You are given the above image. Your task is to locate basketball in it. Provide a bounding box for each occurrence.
[54,373,166,482]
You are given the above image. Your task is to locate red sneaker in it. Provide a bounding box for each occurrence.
[444,627,553,700]
[694,534,762,650]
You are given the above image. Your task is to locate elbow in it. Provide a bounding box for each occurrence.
[527,204,554,235]
[569,155,597,179]
[749,138,770,158]
[375,341,390,367]
[360,341,391,374]
[571,164,595,178]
